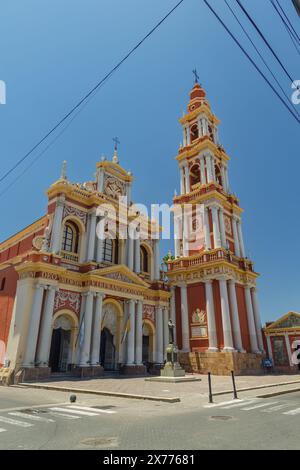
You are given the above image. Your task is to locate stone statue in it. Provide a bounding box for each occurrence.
[168,319,175,345]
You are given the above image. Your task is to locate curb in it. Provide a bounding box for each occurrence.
[17,383,181,403]
[256,387,300,398]
[212,379,300,396]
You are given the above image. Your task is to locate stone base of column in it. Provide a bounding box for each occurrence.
[207,347,219,352]
[17,367,52,384]
[119,365,147,376]
[72,366,104,378]
[222,347,237,353]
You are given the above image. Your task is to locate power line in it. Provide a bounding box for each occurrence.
[234,0,296,84]
[270,0,300,54]
[276,0,300,44]
[202,0,300,125]
[0,0,185,186]
[224,0,300,118]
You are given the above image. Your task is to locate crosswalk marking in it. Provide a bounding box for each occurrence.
[0,428,6,433]
[204,399,245,408]
[283,407,300,416]
[222,400,258,409]
[241,401,278,411]
[67,405,116,415]
[0,416,33,428]
[9,412,55,423]
[48,411,80,420]
[261,404,291,413]
[49,407,99,417]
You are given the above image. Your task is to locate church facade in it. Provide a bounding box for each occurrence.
[0,80,264,382]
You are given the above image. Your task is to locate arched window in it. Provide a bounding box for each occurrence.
[61,221,79,253]
[215,164,222,186]
[190,124,199,142]
[208,125,215,142]
[140,245,149,274]
[103,238,119,264]
[190,163,201,187]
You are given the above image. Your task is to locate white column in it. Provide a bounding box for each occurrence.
[180,284,190,352]
[155,306,164,363]
[284,333,292,366]
[126,299,136,365]
[126,182,132,205]
[186,126,191,145]
[134,234,141,274]
[36,286,57,366]
[211,205,221,249]
[244,287,260,353]
[90,293,104,366]
[135,300,143,365]
[50,196,65,254]
[219,279,235,351]
[127,228,134,271]
[205,280,218,351]
[180,167,185,194]
[163,307,170,357]
[251,288,264,352]
[266,336,273,361]
[96,223,104,263]
[23,284,46,367]
[183,127,187,147]
[170,286,177,343]
[97,170,105,192]
[220,165,226,189]
[232,217,241,257]
[184,165,190,193]
[205,155,213,183]
[228,280,244,352]
[211,157,216,182]
[225,167,230,193]
[219,208,227,248]
[174,238,181,258]
[204,207,211,250]
[237,220,246,258]
[87,210,97,261]
[200,157,206,184]
[153,240,160,280]
[79,291,94,366]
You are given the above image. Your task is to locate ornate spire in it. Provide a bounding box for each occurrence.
[112,137,120,164]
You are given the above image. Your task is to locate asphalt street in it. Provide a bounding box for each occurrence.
[0,385,299,450]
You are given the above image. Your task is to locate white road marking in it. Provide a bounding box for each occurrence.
[222,400,258,409]
[67,405,116,414]
[283,407,300,416]
[241,401,278,411]
[48,411,80,420]
[49,407,99,417]
[261,404,292,413]
[0,416,33,428]
[204,399,245,408]
[9,412,55,423]
[0,428,6,433]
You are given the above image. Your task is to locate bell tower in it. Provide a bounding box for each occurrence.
[167,78,265,374]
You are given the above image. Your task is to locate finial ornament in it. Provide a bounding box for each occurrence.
[112,137,120,164]
[192,68,199,84]
[60,160,67,180]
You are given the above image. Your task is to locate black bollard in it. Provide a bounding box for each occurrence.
[231,370,238,399]
[208,372,213,403]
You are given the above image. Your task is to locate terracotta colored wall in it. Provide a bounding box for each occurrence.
[236,285,251,352]
[0,266,18,365]
[187,282,207,351]
[175,287,182,349]
[0,227,45,264]
[212,280,224,349]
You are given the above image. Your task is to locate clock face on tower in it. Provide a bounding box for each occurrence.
[104,176,125,199]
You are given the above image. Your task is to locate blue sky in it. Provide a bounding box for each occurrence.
[0,0,299,323]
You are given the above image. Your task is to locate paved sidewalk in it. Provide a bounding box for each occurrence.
[19,372,300,402]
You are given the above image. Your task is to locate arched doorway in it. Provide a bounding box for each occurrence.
[142,321,155,363]
[99,302,121,370]
[100,328,116,370]
[49,315,73,373]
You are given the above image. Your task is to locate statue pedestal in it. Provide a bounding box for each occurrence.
[161,343,185,378]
